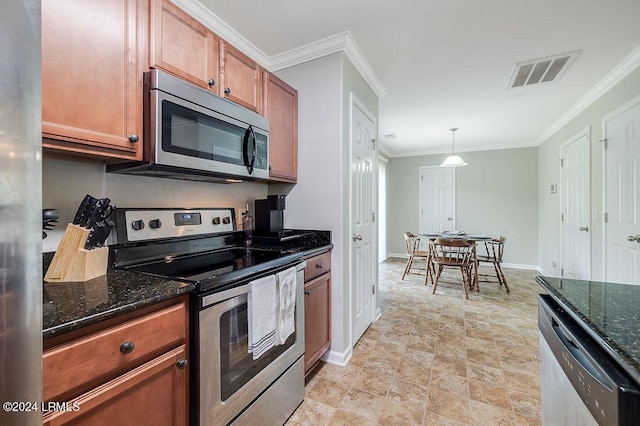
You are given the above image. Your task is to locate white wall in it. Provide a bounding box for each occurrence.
[387,147,539,267]
[537,66,640,279]
[275,52,379,363]
[42,157,268,251]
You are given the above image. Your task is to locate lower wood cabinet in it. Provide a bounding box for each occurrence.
[43,297,189,425]
[304,251,331,373]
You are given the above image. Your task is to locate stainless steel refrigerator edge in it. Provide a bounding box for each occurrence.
[0,1,42,425]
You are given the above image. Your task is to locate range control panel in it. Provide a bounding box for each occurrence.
[118,208,236,242]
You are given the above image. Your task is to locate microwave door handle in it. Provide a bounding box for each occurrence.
[242,125,256,174]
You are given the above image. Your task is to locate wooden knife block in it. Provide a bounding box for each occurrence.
[44,224,108,283]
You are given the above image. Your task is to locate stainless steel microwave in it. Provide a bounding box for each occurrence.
[108,69,269,182]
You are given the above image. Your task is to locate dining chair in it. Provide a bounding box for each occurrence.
[402,232,429,280]
[429,238,477,299]
[476,236,510,292]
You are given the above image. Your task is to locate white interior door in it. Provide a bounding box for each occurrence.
[605,98,640,284]
[561,130,591,279]
[351,96,376,344]
[419,166,455,248]
[378,159,387,263]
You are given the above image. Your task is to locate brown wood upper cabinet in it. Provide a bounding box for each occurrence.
[263,72,298,183]
[220,42,263,113]
[41,0,145,160]
[149,0,220,94]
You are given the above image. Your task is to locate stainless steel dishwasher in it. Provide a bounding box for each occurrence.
[538,294,640,425]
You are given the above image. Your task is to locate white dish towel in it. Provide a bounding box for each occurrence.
[247,274,277,360]
[275,267,297,345]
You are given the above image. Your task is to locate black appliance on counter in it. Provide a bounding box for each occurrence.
[109,207,305,425]
[255,195,286,234]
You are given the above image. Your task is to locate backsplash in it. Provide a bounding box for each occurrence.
[42,157,268,252]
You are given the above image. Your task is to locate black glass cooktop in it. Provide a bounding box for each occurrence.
[126,247,301,291]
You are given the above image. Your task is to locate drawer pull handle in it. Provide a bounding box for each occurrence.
[304,290,311,295]
[316,263,323,269]
[176,359,188,369]
[120,341,135,354]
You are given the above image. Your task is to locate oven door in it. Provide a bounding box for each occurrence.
[150,88,269,179]
[198,263,305,425]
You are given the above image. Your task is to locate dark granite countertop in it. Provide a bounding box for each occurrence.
[536,276,640,385]
[43,251,194,339]
[43,229,331,339]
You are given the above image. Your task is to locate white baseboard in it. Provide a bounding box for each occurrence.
[501,262,540,271]
[322,346,353,367]
[387,253,407,259]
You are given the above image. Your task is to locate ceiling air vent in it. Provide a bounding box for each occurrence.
[508,50,581,89]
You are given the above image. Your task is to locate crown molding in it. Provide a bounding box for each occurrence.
[535,46,640,145]
[171,1,386,99]
[270,31,386,99]
[385,141,537,158]
[171,0,270,68]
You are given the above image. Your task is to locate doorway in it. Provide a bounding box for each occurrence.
[378,158,387,263]
[418,166,455,249]
[604,95,640,284]
[560,128,591,280]
[350,93,377,345]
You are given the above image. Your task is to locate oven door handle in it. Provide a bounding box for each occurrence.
[243,125,257,175]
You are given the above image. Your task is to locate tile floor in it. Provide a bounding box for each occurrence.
[287,258,543,425]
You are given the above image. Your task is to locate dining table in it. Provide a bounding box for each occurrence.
[418,232,493,290]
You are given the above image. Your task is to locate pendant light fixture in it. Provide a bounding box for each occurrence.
[440,127,467,167]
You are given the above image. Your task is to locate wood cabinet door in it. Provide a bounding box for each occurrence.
[149,0,220,94]
[304,272,331,373]
[264,72,298,183]
[220,42,263,113]
[43,346,188,426]
[41,0,144,160]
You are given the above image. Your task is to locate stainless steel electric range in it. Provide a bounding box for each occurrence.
[109,207,306,425]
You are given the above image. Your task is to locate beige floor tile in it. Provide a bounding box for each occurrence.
[468,379,512,410]
[363,352,402,376]
[286,398,336,426]
[430,369,468,395]
[432,354,468,377]
[387,377,429,406]
[328,409,377,426]
[291,260,544,426]
[466,348,501,368]
[426,389,470,424]
[423,411,468,425]
[509,389,541,418]
[305,377,351,408]
[468,399,517,425]
[351,368,394,397]
[335,388,383,424]
[378,399,425,425]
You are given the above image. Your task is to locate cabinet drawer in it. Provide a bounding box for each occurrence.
[43,302,186,401]
[304,251,331,282]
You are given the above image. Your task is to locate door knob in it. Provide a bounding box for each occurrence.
[352,234,363,241]
[447,217,453,221]
[627,235,640,242]
[579,226,589,232]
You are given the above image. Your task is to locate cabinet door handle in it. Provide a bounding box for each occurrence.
[176,359,188,369]
[120,341,135,354]
[579,226,589,232]
[224,87,231,95]
[316,263,323,269]
[128,134,139,143]
[352,234,363,241]
[207,79,215,87]
[304,290,311,295]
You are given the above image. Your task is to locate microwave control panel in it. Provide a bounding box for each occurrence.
[121,208,235,242]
